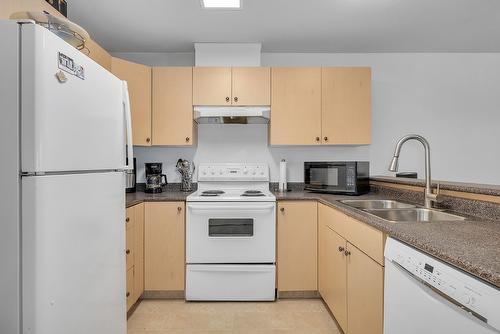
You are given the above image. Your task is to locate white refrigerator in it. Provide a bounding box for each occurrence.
[0,20,133,334]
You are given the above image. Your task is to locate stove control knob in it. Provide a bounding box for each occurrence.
[202,170,207,175]
[219,170,223,175]
[243,169,248,174]
[260,171,264,175]
[252,171,256,175]
[210,170,215,175]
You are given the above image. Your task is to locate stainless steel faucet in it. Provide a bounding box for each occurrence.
[388,134,439,208]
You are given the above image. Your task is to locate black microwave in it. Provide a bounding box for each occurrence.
[304,161,369,195]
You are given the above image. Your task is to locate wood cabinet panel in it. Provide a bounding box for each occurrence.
[231,67,270,105]
[319,224,348,332]
[126,267,134,311]
[277,201,317,291]
[320,204,385,265]
[133,203,144,301]
[270,68,322,145]
[145,202,185,291]
[193,67,232,105]
[125,207,134,270]
[152,67,195,146]
[347,242,384,334]
[322,67,371,144]
[111,57,152,146]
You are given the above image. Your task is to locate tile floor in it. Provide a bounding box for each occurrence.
[128,299,342,334]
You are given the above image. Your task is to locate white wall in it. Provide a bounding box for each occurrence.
[117,52,500,185]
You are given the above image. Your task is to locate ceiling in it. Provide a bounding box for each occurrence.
[69,0,500,53]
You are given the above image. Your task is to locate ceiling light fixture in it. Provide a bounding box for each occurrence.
[201,0,241,9]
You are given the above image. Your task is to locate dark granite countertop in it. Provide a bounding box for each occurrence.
[371,175,500,197]
[275,188,500,289]
[126,184,194,208]
[126,184,500,289]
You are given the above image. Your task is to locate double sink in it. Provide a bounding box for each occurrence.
[340,200,465,223]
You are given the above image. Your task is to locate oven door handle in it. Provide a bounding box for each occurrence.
[188,204,276,211]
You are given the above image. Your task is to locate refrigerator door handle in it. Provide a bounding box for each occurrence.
[122,81,134,170]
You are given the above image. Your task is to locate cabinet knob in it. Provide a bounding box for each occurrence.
[126,249,130,255]
[315,137,320,142]
[225,97,230,102]
[338,246,345,252]
[185,137,190,142]
[146,137,151,143]
[126,292,130,298]
[324,137,328,142]
[280,207,285,212]
[177,206,182,212]
[234,97,239,102]
[125,217,130,222]
[344,250,351,256]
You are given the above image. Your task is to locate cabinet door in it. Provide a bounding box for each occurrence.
[126,267,134,311]
[347,243,384,334]
[277,201,317,291]
[133,203,144,301]
[111,57,152,146]
[321,67,371,145]
[125,207,134,271]
[232,67,270,105]
[319,223,348,332]
[145,202,185,291]
[193,67,232,105]
[270,68,322,145]
[152,67,194,146]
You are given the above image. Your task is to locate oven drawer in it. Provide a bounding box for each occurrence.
[186,202,276,263]
[186,264,276,301]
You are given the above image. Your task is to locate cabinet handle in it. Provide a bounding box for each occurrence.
[324,137,328,142]
[125,217,130,222]
[185,137,190,142]
[338,246,345,252]
[126,292,130,298]
[177,206,182,212]
[344,250,351,256]
[234,97,239,103]
[225,97,230,102]
[315,137,320,142]
[146,137,151,143]
[280,207,285,212]
[126,249,130,255]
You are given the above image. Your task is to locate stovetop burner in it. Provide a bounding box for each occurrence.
[241,190,265,197]
[201,190,225,197]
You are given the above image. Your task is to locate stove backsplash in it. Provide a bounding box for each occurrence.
[133,124,370,183]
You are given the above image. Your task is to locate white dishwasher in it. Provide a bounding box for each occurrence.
[384,238,500,334]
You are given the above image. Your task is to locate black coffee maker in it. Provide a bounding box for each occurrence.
[145,163,167,193]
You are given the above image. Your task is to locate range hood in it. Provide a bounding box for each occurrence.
[194,106,271,124]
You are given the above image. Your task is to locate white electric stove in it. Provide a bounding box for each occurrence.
[185,163,276,301]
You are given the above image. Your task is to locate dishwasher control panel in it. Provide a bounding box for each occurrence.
[385,238,500,330]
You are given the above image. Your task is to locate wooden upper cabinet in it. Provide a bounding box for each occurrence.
[270,68,322,145]
[231,67,270,105]
[193,67,232,105]
[322,67,371,145]
[277,201,318,292]
[153,67,195,146]
[111,57,152,146]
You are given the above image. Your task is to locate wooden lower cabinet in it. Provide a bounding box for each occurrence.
[125,203,144,312]
[319,222,348,331]
[347,242,384,334]
[277,201,317,292]
[318,204,384,334]
[144,202,185,291]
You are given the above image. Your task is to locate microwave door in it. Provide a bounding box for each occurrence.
[308,165,348,191]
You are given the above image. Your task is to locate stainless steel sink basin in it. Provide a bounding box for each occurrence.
[341,199,416,210]
[364,208,466,223]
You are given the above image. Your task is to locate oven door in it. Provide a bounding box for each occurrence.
[305,163,349,192]
[186,202,276,263]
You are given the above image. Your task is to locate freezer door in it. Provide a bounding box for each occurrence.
[21,24,126,173]
[22,172,126,334]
